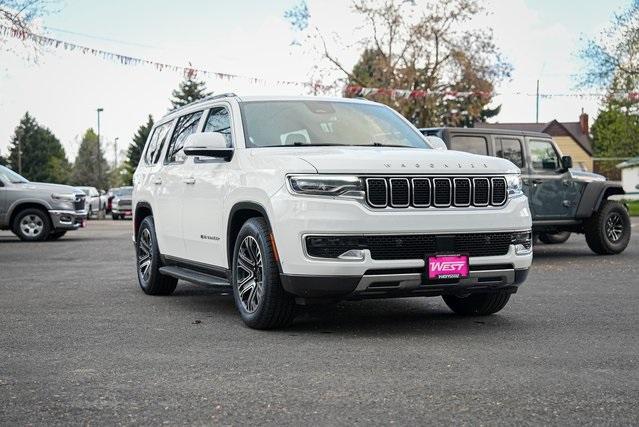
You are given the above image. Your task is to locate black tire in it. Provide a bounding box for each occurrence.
[231,217,296,329]
[443,291,511,316]
[111,214,119,220]
[136,216,177,295]
[12,208,52,242]
[538,231,571,244]
[584,200,631,255]
[47,231,67,241]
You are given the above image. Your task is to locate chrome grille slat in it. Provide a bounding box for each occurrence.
[365,176,508,209]
[411,178,431,207]
[389,178,410,207]
[453,178,471,207]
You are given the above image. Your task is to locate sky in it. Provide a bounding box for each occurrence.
[0,0,630,163]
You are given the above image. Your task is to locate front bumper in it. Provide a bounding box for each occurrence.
[49,209,87,230]
[281,267,529,300]
[112,207,133,216]
[268,189,532,299]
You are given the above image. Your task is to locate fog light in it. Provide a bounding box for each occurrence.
[338,249,365,260]
[512,231,532,255]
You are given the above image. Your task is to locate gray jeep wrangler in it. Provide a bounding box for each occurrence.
[0,165,87,241]
[421,127,631,255]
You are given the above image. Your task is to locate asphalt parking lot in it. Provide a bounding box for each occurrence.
[1,220,638,425]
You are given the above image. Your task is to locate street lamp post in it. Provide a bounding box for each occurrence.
[96,107,103,187]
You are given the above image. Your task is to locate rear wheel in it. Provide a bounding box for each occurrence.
[443,291,511,316]
[584,200,631,255]
[136,216,177,295]
[231,217,296,329]
[12,208,51,242]
[538,231,571,244]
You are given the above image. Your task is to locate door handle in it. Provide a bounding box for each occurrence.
[153,178,162,185]
[183,177,196,185]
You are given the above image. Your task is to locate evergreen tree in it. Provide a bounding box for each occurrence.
[170,77,211,110]
[7,112,71,183]
[0,154,7,166]
[122,115,154,185]
[72,128,109,189]
[127,115,153,170]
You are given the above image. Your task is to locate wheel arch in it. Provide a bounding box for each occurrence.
[8,201,52,229]
[226,202,274,267]
[134,201,153,240]
[575,181,625,219]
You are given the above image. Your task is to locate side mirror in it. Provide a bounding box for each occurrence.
[425,136,447,151]
[183,132,233,161]
[561,155,573,171]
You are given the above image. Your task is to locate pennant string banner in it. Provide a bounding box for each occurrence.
[343,85,639,102]
[2,24,638,103]
[0,24,334,90]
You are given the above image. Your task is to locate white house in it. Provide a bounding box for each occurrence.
[617,157,639,200]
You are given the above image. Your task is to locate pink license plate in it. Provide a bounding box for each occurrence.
[427,255,469,280]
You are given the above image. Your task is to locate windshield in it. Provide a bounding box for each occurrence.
[0,165,29,183]
[240,100,429,149]
[115,187,133,196]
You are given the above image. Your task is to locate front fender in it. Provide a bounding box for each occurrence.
[575,181,625,218]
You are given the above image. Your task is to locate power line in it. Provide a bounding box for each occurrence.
[44,26,159,49]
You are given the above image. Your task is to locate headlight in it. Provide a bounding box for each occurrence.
[51,193,77,201]
[288,175,364,198]
[505,174,524,198]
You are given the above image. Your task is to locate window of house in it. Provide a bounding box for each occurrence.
[165,111,203,163]
[496,138,524,167]
[450,135,488,155]
[203,107,233,147]
[144,121,172,165]
[530,139,560,172]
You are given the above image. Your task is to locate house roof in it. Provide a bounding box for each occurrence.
[617,156,639,169]
[475,120,593,155]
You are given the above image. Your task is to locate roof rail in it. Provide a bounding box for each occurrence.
[171,92,238,114]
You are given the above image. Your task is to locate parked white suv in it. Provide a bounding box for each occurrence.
[133,94,532,329]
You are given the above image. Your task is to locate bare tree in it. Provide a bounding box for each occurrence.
[285,0,511,127]
[0,0,56,56]
[579,0,639,90]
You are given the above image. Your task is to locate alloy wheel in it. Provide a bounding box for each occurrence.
[236,235,264,313]
[138,228,153,283]
[20,214,44,238]
[605,213,624,243]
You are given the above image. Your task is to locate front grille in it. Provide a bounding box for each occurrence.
[74,195,86,211]
[365,176,507,208]
[306,233,514,260]
[118,200,132,208]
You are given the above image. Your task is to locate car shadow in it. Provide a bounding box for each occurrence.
[167,283,527,337]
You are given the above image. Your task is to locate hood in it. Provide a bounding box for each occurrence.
[21,182,85,195]
[267,146,519,175]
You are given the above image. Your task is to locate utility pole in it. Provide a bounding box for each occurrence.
[535,79,540,123]
[113,137,119,168]
[96,107,103,187]
[17,138,22,174]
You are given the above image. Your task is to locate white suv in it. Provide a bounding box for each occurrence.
[133,94,532,329]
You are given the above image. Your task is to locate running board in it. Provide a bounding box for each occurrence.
[159,266,231,289]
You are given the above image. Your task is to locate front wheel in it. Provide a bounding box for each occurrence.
[231,217,296,329]
[12,208,52,242]
[538,231,571,244]
[584,200,631,255]
[136,216,177,295]
[443,291,511,316]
